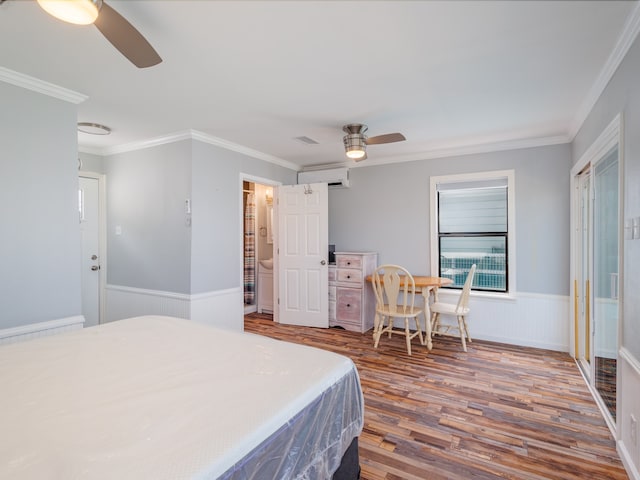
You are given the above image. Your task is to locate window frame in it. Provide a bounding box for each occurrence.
[430,170,516,298]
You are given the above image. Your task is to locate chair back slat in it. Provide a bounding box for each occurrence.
[372,264,416,314]
[456,264,477,313]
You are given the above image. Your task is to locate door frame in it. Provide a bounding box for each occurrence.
[79,171,107,325]
[569,113,624,435]
[238,173,281,317]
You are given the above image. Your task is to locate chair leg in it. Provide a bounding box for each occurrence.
[462,315,472,343]
[457,316,467,352]
[414,316,424,346]
[431,312,440,336]
[373,313,382,348]
[405,319,412,356]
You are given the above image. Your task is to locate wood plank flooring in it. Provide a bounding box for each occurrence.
[244,313,628,480]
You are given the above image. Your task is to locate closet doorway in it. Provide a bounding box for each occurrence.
[241,176,277,316]
[570,115,623,431]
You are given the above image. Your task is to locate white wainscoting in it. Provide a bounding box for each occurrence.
[0,315,85,345]
[190,288,244,331]
[619,348,640,480]
[105,284,244,331]
[434,290,570,352]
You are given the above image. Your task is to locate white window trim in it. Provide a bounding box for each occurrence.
[430,169,516,299]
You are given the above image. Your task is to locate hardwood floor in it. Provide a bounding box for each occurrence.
[244,313,628,480]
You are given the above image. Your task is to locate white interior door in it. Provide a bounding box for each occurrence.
[277,183,328,328]
[79,176,101,327]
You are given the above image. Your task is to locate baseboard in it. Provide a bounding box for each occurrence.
[0,315,85,345]
[618,439,640,480]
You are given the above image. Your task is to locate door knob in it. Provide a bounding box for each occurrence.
[91,265,100,271]
[321,260,326,265]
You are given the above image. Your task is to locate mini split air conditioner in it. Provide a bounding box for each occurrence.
[297,167,350,188]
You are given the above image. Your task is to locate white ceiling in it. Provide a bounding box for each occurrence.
[1,0,638,170]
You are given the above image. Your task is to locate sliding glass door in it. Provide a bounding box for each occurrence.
[573,144,620,425]
[593,149,619,420]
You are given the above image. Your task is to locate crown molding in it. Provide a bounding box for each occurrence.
[350,133,571,168]
[98,129,299,171]
[189,130,299,171]
[78,145,106,156]
[101,131,192,155]
[0,67,87,104]
[568,0,640,140]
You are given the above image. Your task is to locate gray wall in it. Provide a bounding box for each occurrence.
[572,32,640,360]
[79,151,104,174]
[0,82,81,328]
[105,141,193,294]
[105,139,296,295]
[329,143,571,296]
[190,141,295,293]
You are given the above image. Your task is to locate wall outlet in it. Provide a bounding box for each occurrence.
[631,414,638,446]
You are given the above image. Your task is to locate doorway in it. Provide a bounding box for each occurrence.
[79,173,105,327]
[242,177,275,316]
[571,115,622,430]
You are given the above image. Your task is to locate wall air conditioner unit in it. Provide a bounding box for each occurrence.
[297,167,350,188]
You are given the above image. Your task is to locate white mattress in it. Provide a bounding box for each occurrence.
[0,316,364,479]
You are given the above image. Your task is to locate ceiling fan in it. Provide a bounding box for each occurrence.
[342,124,406,161]
[36,0,162,68]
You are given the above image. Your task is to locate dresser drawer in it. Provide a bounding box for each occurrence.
[336,255,363,270]
[336,268,362,286]
[336,287,362,323]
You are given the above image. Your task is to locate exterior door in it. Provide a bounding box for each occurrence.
[79,176,101,327]
[572,145,621,426]
[277,183,329,328]
[593,148,619,421]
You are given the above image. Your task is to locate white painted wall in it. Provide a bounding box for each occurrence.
[572,26,640,480]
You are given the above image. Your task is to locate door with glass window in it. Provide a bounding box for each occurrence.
[573,146,620,423]
[593,150,619,421]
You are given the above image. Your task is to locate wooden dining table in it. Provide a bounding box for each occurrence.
[366,274,453,350]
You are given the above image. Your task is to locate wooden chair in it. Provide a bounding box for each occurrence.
[371,265,425,355]
[431,264,476,352]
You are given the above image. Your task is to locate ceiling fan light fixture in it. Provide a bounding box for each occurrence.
[78,122,111,135]
[37,0,103,25]
[343,134,367,159]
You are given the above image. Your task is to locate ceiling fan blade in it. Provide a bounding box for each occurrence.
[366,133,406,145]
[94,2,162,68]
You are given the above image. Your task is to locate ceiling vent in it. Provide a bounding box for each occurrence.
[294,136,320,145]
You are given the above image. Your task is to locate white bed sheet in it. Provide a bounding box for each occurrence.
[0,315,364,479]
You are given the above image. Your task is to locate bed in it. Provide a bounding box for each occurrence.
[0,315,364,479]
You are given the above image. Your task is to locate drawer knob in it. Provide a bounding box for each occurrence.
[346,275,351,279]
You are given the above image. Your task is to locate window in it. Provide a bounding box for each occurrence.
[430,170,515,295]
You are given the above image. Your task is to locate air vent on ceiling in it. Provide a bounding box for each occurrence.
[293,136,319,145]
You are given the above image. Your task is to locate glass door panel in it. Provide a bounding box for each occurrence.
[593,148,619,421]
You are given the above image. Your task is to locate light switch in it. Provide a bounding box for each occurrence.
[633,217,640,240]
[115,225,122,235]
[625,219,633,240]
